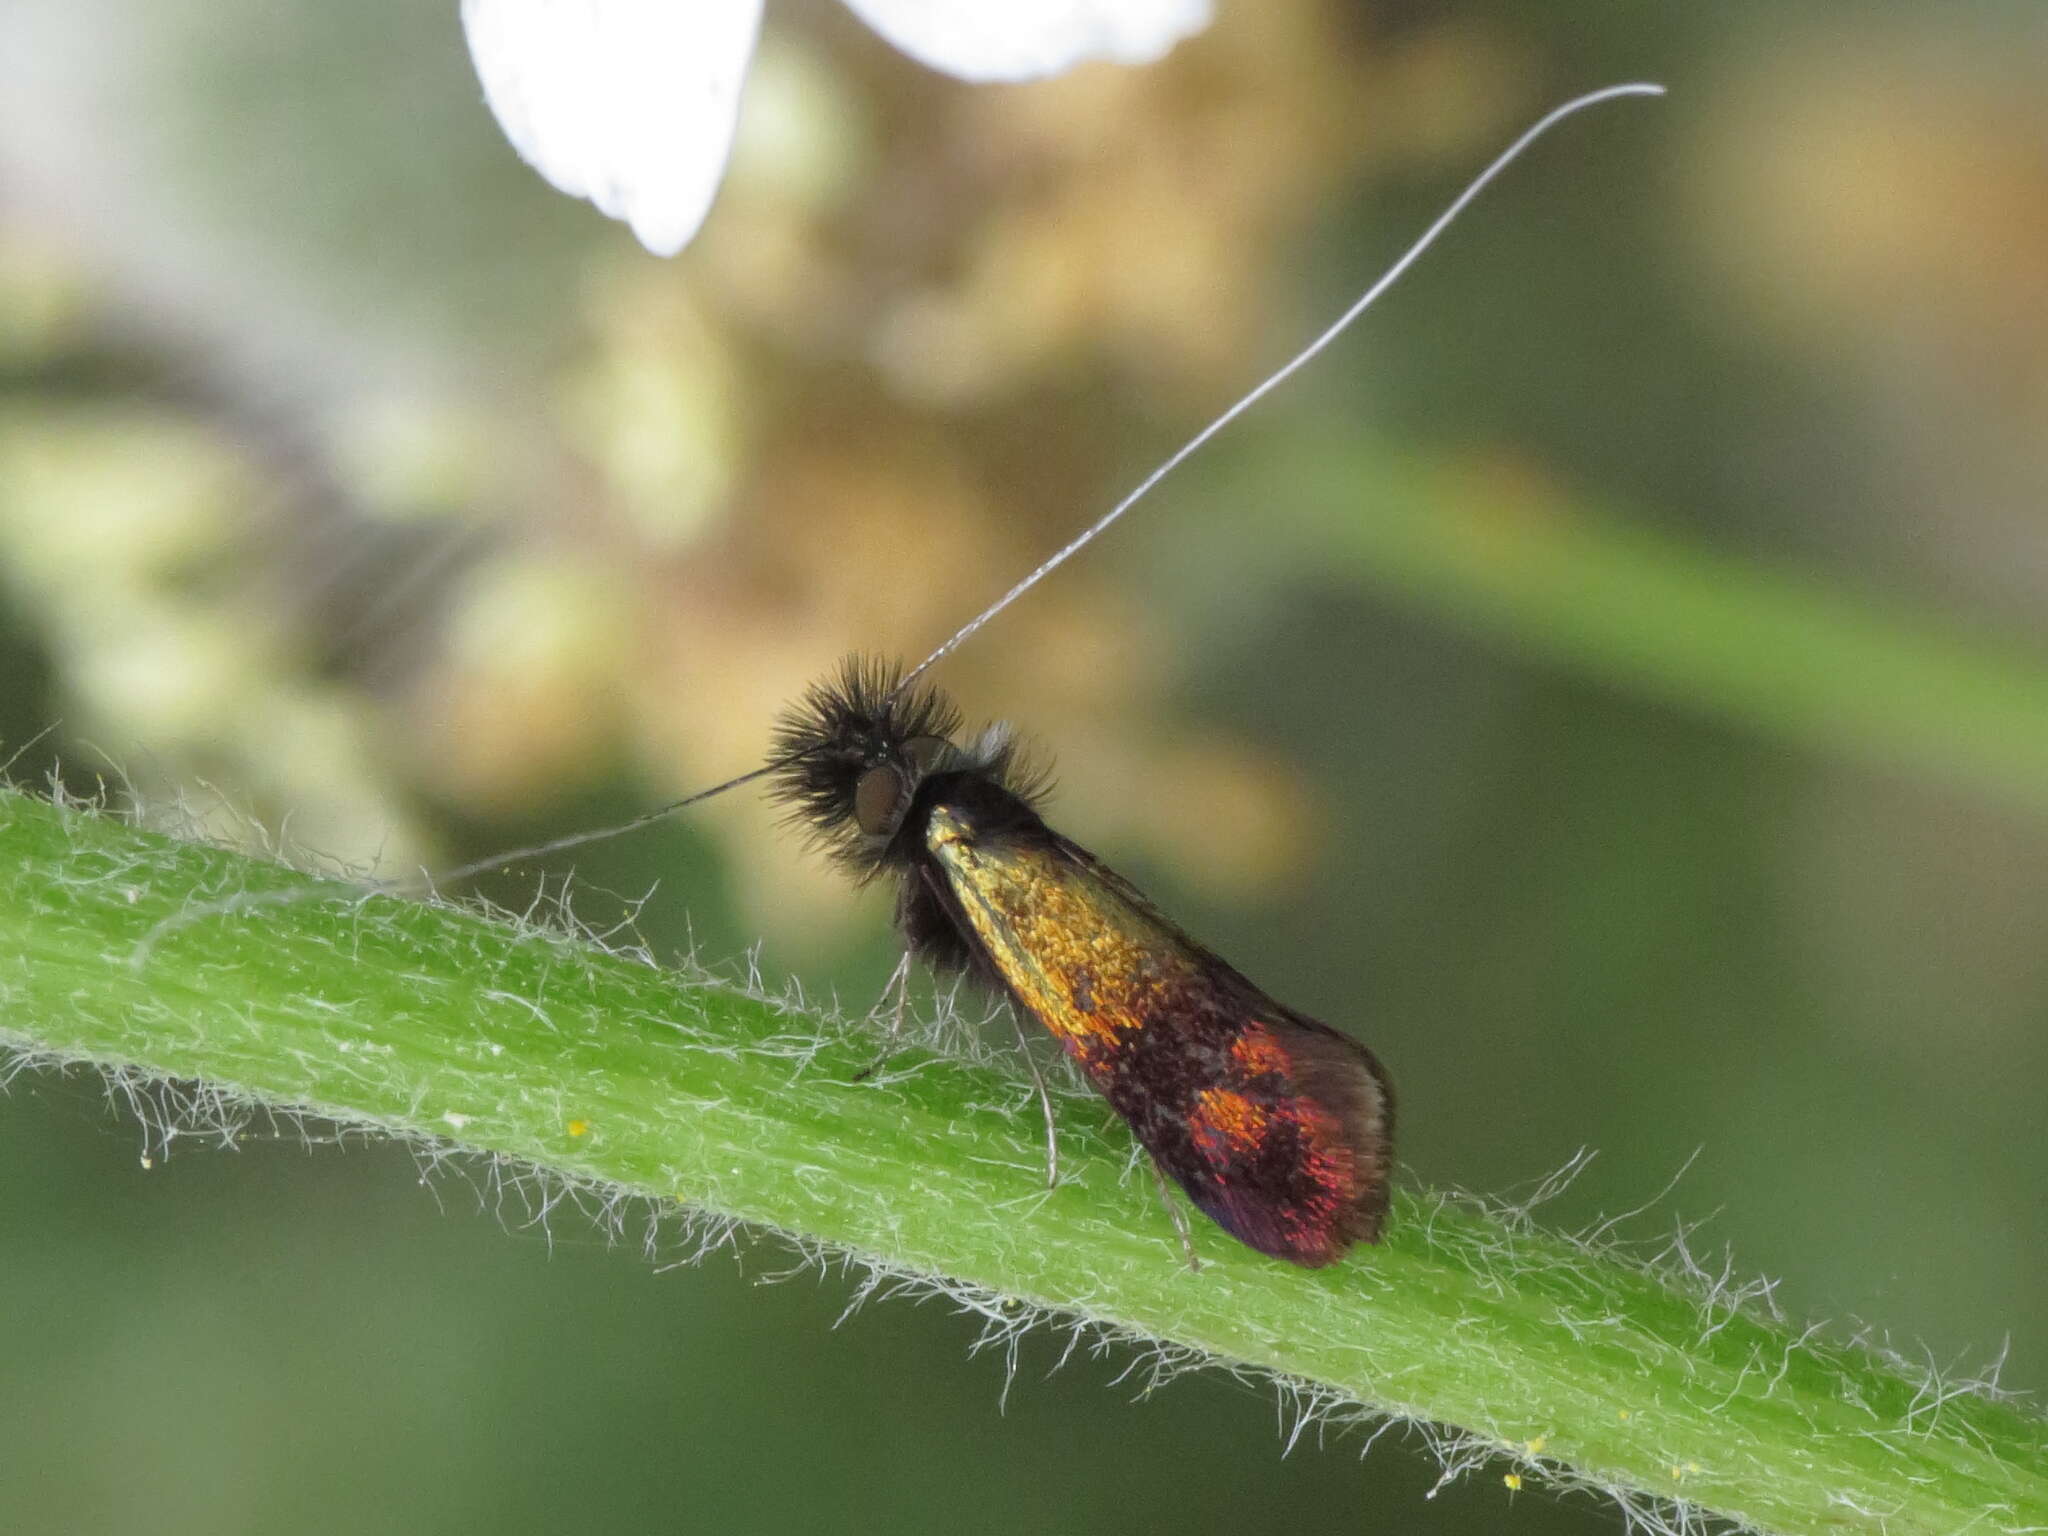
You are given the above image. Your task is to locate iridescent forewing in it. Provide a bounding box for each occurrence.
[926,806,1391,1266]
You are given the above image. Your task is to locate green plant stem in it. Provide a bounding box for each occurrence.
[2,788,2043,1534]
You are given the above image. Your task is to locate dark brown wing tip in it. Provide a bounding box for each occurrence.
[1183,1030,1394,1268]
[1286,1017,1396,1265]
[1271,1182,1388,1268]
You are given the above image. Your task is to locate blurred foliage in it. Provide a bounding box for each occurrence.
[1,2,2044,1534]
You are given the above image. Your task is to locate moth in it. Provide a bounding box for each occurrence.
[771,656,1393,1265]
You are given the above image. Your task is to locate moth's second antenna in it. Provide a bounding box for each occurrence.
[895,80,1666,696]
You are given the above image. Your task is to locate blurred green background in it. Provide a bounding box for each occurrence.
[3,2,2044,1532]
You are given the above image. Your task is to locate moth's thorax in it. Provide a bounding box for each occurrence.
[924,801,974,851]
[919,786,1018,846]
[912,765,1046,847]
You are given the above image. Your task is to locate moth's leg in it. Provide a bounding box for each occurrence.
[1147,1158,1200,1273]
[1004,1008,1060,1190]
[850,949,915,1083]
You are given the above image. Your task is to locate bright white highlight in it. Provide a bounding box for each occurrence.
[838,0,1210,83]
[461,0,1213,255]
[463,0,765,256]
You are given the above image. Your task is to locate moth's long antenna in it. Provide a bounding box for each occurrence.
[130,758,790,963]
[134,82,1662,962]
[895,80,1666,696]
[428,760,787,888]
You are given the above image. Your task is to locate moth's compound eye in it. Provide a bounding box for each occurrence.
[903,736,950,773]
[854,764,906,837]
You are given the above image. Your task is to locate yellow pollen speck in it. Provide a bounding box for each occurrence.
[1503,1474,1522,1491]
[567,1119,591,1137]
[1525,1436,1546,1455]
[1618,1409,1632,1422]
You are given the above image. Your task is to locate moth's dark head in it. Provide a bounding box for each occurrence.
[769,653,1047,881]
